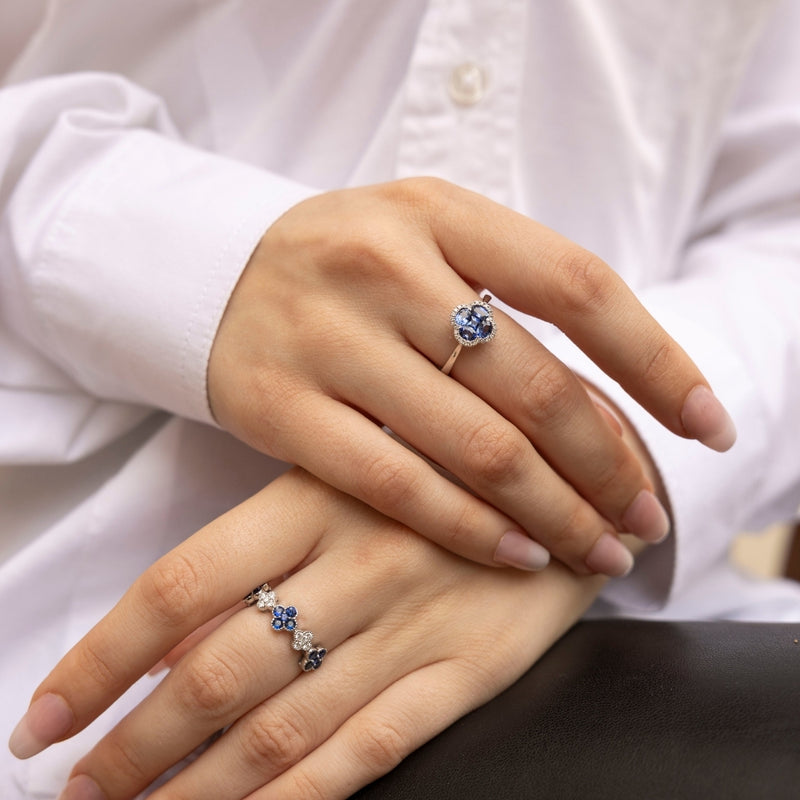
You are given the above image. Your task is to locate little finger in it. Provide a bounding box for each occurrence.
[246,660,495,800]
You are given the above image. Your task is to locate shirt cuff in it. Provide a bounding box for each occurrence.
[30,130,318,424]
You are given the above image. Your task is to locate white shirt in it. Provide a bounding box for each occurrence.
[2,1,800,796]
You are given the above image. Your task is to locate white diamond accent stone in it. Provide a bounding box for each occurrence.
[293,629,313,651]
[256,590,277,611]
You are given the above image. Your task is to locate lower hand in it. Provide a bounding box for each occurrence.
[10,469,605,799]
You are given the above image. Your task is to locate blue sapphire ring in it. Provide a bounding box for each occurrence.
[441,294,496,375]
[244,583,327,672]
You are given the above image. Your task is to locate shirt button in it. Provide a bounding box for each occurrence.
[447,62,487,106]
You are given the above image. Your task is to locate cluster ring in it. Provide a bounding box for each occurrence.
[441,293,496,376]
[244,583,327,671]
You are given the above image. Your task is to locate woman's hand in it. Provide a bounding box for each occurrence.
[208,178,734,576]
[11,469,607,800]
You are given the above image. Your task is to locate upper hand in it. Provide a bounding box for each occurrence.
[208,178,735,576]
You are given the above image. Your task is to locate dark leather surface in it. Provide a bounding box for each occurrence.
[352,620,800,800]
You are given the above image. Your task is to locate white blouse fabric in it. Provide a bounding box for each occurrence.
[1,1,800,796]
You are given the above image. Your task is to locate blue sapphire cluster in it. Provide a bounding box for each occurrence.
[451,300,496,347]
[301,647,328,671]
[246,583,328,672]
[271,605,298,631]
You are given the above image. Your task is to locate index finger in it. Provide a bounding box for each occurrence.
[417,179,736,451]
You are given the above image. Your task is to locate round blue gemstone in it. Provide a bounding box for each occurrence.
[454,308,471,326]
[286,606,297,618]
[459,326,476,341]
[271,619,283,630]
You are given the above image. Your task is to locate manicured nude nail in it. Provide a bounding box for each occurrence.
[681,385,737,452]
[494,531,551,571]
[8,693,74,759]
[59,774,106,800]
[585,533,634,578]
[622,490,671,543]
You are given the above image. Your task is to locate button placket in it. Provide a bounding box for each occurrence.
[395,0,527,206]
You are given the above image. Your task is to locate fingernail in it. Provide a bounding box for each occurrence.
[622,490,671,543]
[494,531,551,571]
[59,774,106,800]
[9,693,74,759]
[585,533,634,578]
[681,385,737,452]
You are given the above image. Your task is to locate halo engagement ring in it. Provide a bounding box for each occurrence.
[244,583,327,671]
[441,294,496,376]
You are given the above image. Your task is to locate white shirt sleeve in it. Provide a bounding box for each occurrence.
[548,2,800,611]
[0,71,317,462]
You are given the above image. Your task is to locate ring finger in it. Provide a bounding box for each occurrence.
[64,557,394,800]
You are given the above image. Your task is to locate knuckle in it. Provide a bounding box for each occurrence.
[518,360,579,427]
[174,650,242,721]
[639,338,678,386]
[335,223,395,274]
[552,500,599,555]
[73,635,118,694]
[591,446,642,500]
[97,732,151,787]
[552,247,614,317]
[281,770,328,800]
[354,524,424,581]
[391,175,452,207]
[441,656,501,700]
[359,453,419,516]
[351,717,409,772]
[440,499,484,552]
[383,176,458,231]
[461,420,527,487]
[137,552,210,630]
[244,711,311,773]
[320,209,406,282]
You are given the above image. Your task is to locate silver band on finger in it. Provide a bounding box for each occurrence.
[244,583,327,671]
[441,294,496,376]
